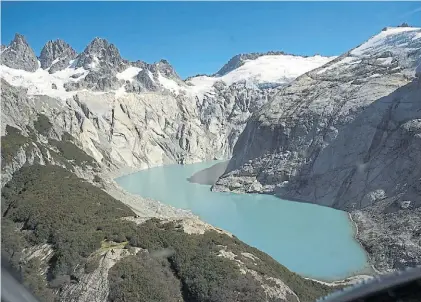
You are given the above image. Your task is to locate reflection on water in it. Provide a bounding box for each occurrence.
[116,161,369,281]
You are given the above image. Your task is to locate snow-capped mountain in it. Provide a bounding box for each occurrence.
[213,26,421,272]
[1,33,334,99]
[187,52,335,98]
[1,33,333,173]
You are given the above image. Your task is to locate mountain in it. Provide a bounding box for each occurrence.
[213,26,421,272]
[187,52,335,97]
[0,33,332,170]
[1,33,39,72]
[0,34,336,302]
[39,39,77,73]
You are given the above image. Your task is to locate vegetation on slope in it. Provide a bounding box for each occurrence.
[2,163,332,302]
[109,219,332,302]
[33,113,53,136]
[1,165,135,283]
[1,119,97,174]
[48,138,97,168]
[108,251,184,302]
[1,125,33,168]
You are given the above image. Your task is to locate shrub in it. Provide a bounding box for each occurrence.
[108,252,184,302]
[1,125,32,167]
[49,139,97,168]
[33,114,53,136]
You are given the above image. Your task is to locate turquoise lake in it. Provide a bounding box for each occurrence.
[116,161,369,281]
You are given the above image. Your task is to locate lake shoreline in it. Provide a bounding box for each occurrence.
[114,160,374,283]
[348,212,381,276]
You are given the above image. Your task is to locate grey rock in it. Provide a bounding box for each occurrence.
[125,60,184,94]
[213,28,421,272]
[65,70,123,92]
[1,33,38,72]
[75,37,126,72]
[352,197,421,272]
[133,69,159,91]
[70,73,85,79]
[39,39,77,73]
[52,83,57,90]
[153,59,182,81]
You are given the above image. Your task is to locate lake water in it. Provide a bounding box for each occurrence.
[116,161,369,281]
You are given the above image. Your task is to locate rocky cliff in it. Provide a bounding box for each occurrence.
[213,27,421,272]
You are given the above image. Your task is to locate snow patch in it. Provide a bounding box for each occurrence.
[51,58,60,65]
[157,72,181,94]
[116,66,142,82]
[1,64,91,99]
[147,70,154,81]
[87,56,100,70]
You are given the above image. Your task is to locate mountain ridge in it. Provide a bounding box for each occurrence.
[1,32,334,89]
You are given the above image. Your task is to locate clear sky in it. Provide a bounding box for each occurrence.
[1,1,421,78]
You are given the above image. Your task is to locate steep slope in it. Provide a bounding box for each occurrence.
[1,34,331,173]
[1,33,39,72]
[39,39,77,73]
[213,27,421,271]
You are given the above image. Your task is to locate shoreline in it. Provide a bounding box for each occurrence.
[348,212,381,275]
[109,160,376,284]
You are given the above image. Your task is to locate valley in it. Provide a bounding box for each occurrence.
[1,16,420,302]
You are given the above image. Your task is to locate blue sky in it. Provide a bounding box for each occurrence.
[1,2,420,78]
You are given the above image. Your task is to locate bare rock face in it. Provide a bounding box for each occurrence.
[75,37,126,72]
[1,33,38,72]
[214,27,421,209]
[39,39,77,73]
[213,27,421,272]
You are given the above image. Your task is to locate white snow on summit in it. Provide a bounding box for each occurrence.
[351,26,421,56]
[187,54,335,98]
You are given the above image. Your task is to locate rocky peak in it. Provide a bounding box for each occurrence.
[154,59,181,80]
[39,39,77,73]
[1,33,38,72]
[75,37,126,72]
[131,60,147,69]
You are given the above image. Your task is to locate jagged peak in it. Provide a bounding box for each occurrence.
[39,39,77,71]
[75,36,125,72]
[12,33,28,44]
[82,37,120,55]
[1,32,38,72]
